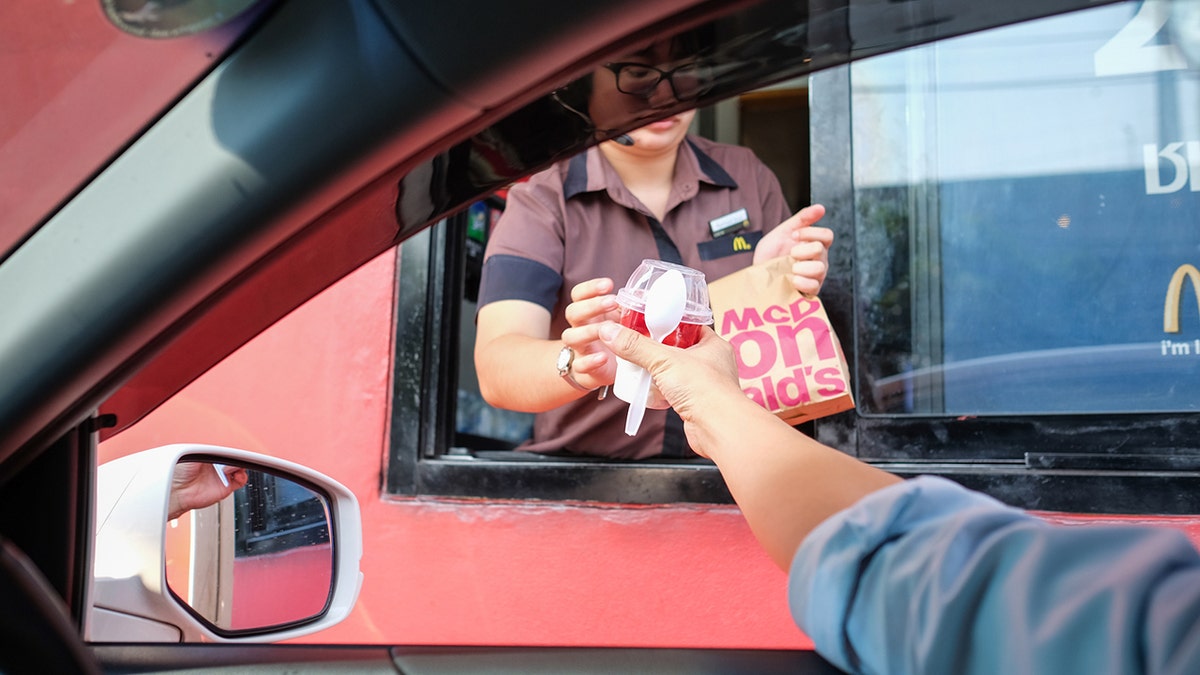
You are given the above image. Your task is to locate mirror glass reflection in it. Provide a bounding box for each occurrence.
[165,460,334,632]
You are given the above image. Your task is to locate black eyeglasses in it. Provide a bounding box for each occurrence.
[603,61,713,101]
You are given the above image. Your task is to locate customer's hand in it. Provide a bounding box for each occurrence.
[598,321,757,456]
[600,319,900,571]
[755,203,832,295]
[168,462,248,521]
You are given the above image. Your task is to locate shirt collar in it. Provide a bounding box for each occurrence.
[562,136,739,202]
[686,138,738,189]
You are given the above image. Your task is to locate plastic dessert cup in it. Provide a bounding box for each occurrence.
[612,259,712,405]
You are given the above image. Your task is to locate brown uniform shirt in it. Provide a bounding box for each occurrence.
[478,136,791,459]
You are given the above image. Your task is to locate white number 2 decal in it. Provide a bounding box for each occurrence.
[1094,0,1189,76]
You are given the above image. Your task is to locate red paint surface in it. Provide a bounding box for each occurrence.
[164,519,331,630]
[233,544,333,629]
[99,249,806,648]
[99,247,1200,648]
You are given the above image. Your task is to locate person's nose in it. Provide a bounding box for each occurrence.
[645,77,678,107]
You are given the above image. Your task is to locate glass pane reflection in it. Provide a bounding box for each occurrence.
[165,461,334,632]
[851,1,1200,416]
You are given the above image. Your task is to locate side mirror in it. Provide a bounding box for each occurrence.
[88,445,362,642]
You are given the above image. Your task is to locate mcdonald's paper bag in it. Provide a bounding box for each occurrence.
[707,256,854,424]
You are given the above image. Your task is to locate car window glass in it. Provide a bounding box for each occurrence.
[851,1,1200,416]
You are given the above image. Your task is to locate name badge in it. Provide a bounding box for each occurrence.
[697,230,763,261]
[708,208,749,238]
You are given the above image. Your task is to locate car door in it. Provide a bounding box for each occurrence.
[4,0,1174,672]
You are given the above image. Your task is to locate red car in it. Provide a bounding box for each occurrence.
[3,0,1199,672]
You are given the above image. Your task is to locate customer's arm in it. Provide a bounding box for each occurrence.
[597,322,899,569]
[601,321,1200,675]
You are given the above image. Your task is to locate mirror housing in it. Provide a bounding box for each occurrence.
[88,444,362,642]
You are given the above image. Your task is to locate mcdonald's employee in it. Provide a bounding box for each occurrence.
[474,36,832,460]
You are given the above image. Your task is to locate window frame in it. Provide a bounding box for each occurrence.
[809,64,1200,515]
[385,11,1200,514]
[385,221,736,505]
[386,193,1200,514]
[233,469,331,557]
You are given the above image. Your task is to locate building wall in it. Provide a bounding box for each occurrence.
[98,248,808,648]
[100,244,1200,646]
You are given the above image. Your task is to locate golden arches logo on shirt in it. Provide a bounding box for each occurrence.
[732,235,752,252]
[1164,264,1200,333]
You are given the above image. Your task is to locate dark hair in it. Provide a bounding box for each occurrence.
[551,24,714,126]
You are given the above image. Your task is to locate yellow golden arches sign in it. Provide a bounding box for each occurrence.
[1164,264,1200,333]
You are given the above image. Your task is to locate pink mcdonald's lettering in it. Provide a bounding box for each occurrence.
[729,330,776,379]
[723,296,839,380]
[719,296,824,333]
[743,366,847,409]
[777,315,836,364]
[813,366,847,396]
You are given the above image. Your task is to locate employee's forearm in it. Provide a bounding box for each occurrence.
[476,336,588,412]
[692,397,901,570]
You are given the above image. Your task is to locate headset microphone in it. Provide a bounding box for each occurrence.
[615,134,635,146]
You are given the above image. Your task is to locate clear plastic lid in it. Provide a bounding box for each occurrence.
[615,259,712,325]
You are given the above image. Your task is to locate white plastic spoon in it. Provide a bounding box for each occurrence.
[624,269,687,436]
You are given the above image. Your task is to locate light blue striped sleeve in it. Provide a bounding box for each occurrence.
[788,475,1200,675]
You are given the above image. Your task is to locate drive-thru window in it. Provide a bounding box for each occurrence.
[387,0,1200,512]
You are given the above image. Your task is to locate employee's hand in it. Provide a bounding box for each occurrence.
[559,277,624,389]
[755,203,832,295]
